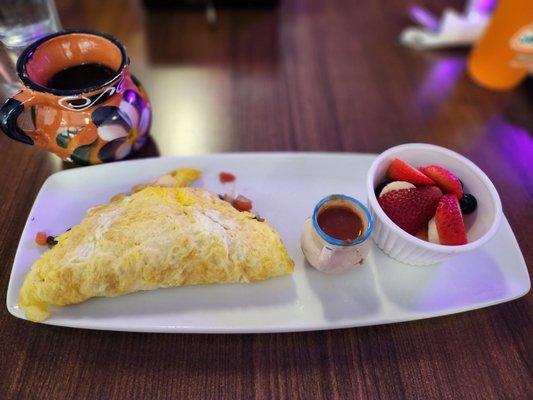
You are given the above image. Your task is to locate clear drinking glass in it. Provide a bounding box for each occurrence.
[0,0,62,63]
[0,46,20,102]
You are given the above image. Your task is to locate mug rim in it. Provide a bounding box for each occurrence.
[16,29,129,96]
[312,194,374,247]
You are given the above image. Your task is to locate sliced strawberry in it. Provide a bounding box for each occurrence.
[219,171,236,183]
[419,165,463,199]
[387,158,435,186]
[233,195,253,212]
[434,195,467,245]
[378,186,442,235]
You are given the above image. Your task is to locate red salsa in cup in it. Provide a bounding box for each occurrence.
[317,206,363,242]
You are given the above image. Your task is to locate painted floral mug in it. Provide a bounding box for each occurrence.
[0,30,151,165]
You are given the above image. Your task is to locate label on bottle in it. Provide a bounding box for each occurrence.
[509,24,533,71]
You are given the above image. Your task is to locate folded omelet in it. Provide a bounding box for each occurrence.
[19,170,294,322]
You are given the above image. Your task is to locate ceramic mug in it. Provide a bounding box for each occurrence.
[301,195,374,274]
[0,30,151,165]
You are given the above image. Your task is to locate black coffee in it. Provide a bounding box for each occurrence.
[47,63,116,90]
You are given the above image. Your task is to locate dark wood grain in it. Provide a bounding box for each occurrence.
[1,0,532,399]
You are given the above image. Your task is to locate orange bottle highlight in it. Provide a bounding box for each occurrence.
[467,0,533,90]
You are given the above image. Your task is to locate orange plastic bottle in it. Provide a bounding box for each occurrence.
[467,0,533,90]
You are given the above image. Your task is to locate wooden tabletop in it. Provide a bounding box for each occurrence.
[1,0,532,398]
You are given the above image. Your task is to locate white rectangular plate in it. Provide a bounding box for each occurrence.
[6,153,530,333]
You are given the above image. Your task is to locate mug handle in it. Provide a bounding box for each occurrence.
[0,92,39,145]
[317,245,336,268]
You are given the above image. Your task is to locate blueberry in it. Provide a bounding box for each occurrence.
[459,193,477,214]
[374,181,390,198]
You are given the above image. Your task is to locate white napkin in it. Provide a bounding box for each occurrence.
[400,7,490,49]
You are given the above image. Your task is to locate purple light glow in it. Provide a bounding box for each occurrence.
[416,58,465,103]
[470,0,497,14]
[486,116,533,184]
[408,6,439,32]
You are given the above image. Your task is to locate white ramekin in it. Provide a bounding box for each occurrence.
[366,143,503,265]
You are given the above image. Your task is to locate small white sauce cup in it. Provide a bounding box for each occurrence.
[301,194,374,274]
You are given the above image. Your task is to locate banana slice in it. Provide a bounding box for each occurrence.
[428,216,440,244]
[379,181,415,197]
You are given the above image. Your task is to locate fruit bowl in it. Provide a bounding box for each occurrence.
[366,143,503,265]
